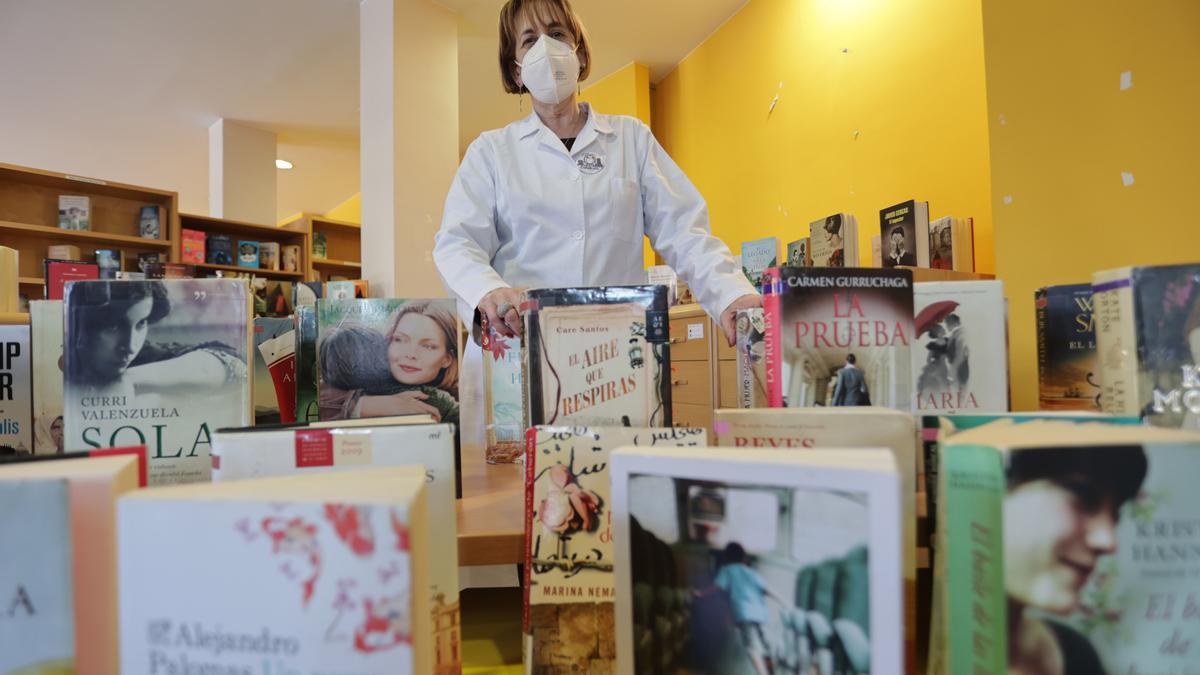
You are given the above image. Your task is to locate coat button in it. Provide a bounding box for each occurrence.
[572,230,584,240]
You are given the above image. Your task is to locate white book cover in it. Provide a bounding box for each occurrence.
[646,265,678,306]
[211,420,461,674]
[0,324,32,455]
[913,280,1009,414]
[119,467,431,675]
[611,445,903,675]
[809,214,850,267]
[57,196,90,231]
[735,308,768,407]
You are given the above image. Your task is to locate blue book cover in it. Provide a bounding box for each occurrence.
[237,240,260,269]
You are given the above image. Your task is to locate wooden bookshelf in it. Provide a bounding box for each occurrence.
[190,263,306,279]
[281,213,362,283]
[175,213,309,276]
[901,266,996,282]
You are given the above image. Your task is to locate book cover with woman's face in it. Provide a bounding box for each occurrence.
[63,279,251,486]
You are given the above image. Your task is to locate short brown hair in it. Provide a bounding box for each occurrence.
[498,0,592,95]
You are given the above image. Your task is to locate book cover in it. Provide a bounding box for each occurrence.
[253,279,294,318]
[294,281,323,309]
[48,244,81,260]
[523,286,671,428]
[0,246,15,313]
[735,308,768,408]
[935,421,1200,675]
[1036,284,1100,411]
[295,306,320,423]
[524,425,707,673]
[611,445,904,675]
[282,245,302,273]
[139,204,163,239]
[259,242,281,270]
[646,265,678,306]
[928,217,955,270]
[353,279,370,299]
[44,259,99,301]
[57,196,89,231]
[785,237,810,268]
[809,214,848,267]
[327,280,356,301]
[0,325,32,456]
[313,231,328,259]
[253,317,295,425]
[118,467,432,674]
[63,279,251,485]
[316,299,460,429]
[30,300,65,455]
[180,229,206,264]
[94,249,123,279]
[481,319,524,464]
[880,200,929,268]
[137,252,165,273]
[740,237,780,288]
[237,240,260,269]
[764,267,914,411]
[913,280,1009,414]
[206,234,234,265]
[213,420,460,672]
[162,263,195,279]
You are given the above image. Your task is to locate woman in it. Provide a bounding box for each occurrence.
[823,217,844,267]
[433,0,758,347]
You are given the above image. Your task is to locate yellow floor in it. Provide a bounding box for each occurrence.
[462,587,524,674]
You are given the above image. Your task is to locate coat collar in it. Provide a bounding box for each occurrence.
[516,102,615,145]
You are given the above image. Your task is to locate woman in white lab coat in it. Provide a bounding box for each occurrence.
[433,0,759,345]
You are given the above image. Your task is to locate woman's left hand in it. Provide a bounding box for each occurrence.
[719,294,763,347]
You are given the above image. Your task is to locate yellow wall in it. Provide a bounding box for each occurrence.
[324,192,362,223]
[984,0,1200,410]
[579,62,656,268]
[653,0,995,274]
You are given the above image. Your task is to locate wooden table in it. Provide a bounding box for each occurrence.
[457,445,525,566]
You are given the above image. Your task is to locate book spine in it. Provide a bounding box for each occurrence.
[1093,269,1138,415]
[915,202,931,267]
[1035,290,1050,406]
[763,269,784,407]
[522,426,537,635]
[941,443,1005,675]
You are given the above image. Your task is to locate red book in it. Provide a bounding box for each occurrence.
[44,259,99,301]
[180,228,206,263]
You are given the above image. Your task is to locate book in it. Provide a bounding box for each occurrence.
[740,237,780,289]
[1036,284,1100,411]
[139,205,163,239]
[0,246,16,314]
[522,286,671,427]
[785,237,810,267]
[114,271,145,281]
[180,228,206,264]
[94,249,123,279]
[0,325,32,456]
[44,259,99,301]
[928,216,975,272]
[254,278,294,317]
[137,252,165,273]
[237,240,260,268]
[1094,263,1200,427]
[763,266,915,410]
[282,244,302,272]
[294,281,323,309]
[0,452,140,674]
[212,418,460,673]
[481,318,524,463]
[809,213,859,268]
[931,420,1200,675]
[735,307,768,407]
[646,265,678,306]
[353,279,370,299]
[524,425,708,673]
[118,467,432,674]
[157,263,195,279]
[880,200,930,268]
[327,280,356,300]
[313,231,328,259]
[260,241,281,270]
[913,280,1009,413]
[57,196,90,231]
[30,300,65,455]
[63,279,252,485]
[48,244,82,260]
[295,305,320,423]
[206,234,234,265]
[253,317,295,425]
[611,444,904,675]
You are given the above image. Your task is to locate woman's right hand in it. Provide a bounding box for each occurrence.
[479,286,527,338]
[356,391,442,421]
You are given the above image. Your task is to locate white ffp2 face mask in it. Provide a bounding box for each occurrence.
[517,34,579,105]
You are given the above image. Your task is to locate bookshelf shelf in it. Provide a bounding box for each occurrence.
[0,312,30,325]
[312,258,362,270]
[191,262,305,279]
[179,213,307,240]
[0,219,171,249]
[18,276,42,286]
[284,212,362,282]
[310,216,360,234]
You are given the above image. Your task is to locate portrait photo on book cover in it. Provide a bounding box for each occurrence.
[885,224,915,268]
[317,299,460,425]
[627,475,871,675]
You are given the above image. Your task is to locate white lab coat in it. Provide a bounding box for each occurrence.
[432,103,755,324]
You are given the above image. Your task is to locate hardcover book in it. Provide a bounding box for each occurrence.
[253,317,295,425]
[30,300,65,455]
[481,319,524,464]
[913,280,1009,414]
[44,259,99,301]
[735,308,768,408]
[118,467,432,674]
[786,237,810,267]
[0,452,140,674]
[764,267,914,411]
[94,249,123,279]
[180,228,206,264]
[611,445,904,675]
[63,279,252,485]
[0,324,32,455]
[740,237,780,289]
[880,200,930,268]
[259,241,281,270]
[522,286,671,428]
[212,419,460,674]
[295,306,319,423]
[206,233,234,265]
[139,204,163,239]
[1036,284,1100,411]
[931,421,1200,675]
[524,425,707,673]
[237,240,260,268]
[809,213,858,268]
[57,195,90,231]
[282,244,302,272]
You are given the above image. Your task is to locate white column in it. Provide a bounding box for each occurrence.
[208,119,277,224]
[360,0,459,299]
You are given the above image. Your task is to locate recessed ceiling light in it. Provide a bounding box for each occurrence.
[275,159,294,170]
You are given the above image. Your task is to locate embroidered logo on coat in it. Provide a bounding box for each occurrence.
[576,153,604,174]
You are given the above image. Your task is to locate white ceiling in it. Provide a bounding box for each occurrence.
[0,0,745,223]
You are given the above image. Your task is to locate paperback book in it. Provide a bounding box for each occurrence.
[522,286,671,428]
[137,252,165,273]
[880,200,930,268]
[44,259,99,301]
[313,231,328,259]
[139,204,163,239]
[57,196,90,230]
[254,278,294,317]
[94,249,123,279]
[180,228,206,264]
[259,241,281,270]
[611,445,903,675]
[1036,284,1100,411]
[481,318,524,464]
[764,267,914,411]
[740,237,780,289]
[253,317,295,425]
[118,467,433,674]
[0,324,32,455]
[785,237,810,267]
[295,306,319,423]
[735,308,768,408]
[63,279,252,485]
[524,425,707,673]
[646,265,678,306]
[928,217,975,272]
[913,280,1009,413]
[282,244,302,272]
[30,300,65,455]
[237,240,260,268]
[327,280,356,301]
[206,234,234,265]
[48,245,81,261]
[809,213,859,268]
